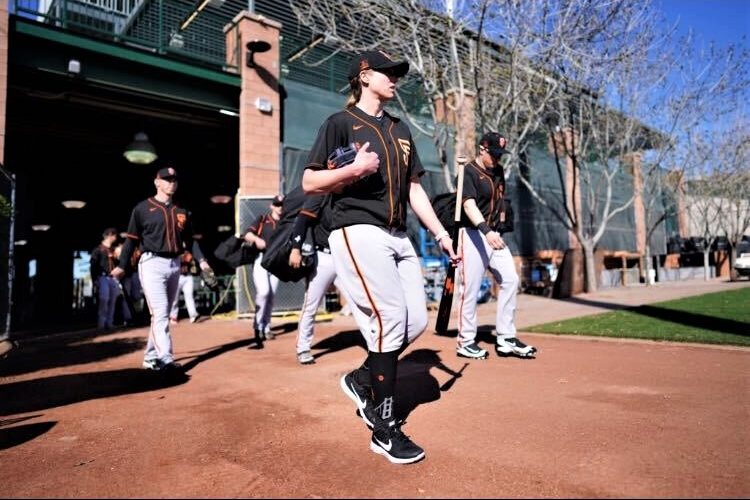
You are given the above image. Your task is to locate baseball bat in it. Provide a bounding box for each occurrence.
[434,155,467,335]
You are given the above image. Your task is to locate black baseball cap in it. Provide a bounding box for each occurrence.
[348,50,409,80]
[271,195,284,207]
[479,132,508,161]
[155,166,178,180]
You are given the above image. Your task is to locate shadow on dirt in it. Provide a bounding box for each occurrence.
[557,297,749,336]
[395,349,470,422]
[0,369,189,415]
[311,329,368,360]
[0,421,57,450]
[0,331,145,377]
[178,338,252,370]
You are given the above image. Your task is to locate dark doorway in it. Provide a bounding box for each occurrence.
[6,44,239,333]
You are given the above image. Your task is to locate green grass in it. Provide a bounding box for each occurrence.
[525,287,750,346]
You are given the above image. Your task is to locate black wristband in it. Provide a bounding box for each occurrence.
[477,222,492,235]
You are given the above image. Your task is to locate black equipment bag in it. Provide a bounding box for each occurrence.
[260,222,315,282]
[214,235,257,269]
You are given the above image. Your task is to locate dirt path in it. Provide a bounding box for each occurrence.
[1,279,748,498]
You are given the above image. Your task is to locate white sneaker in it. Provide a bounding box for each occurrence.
[297,351,315,365]
[496,337,537,358]
[456,342,489,359]
[264,325,275,340]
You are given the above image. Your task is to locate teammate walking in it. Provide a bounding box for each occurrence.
[169,250,200,324]
[243,195,284,346]
[111,166,213,372]
[287,190,340,365]
[302,49,459,464]
[90,227,120,331]
[455,132,536,359]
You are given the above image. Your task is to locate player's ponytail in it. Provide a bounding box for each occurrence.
[345,75,362,108]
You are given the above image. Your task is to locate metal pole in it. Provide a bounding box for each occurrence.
[0,163,15,341]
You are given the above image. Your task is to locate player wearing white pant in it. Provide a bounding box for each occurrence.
[169,255,199,323]
[243,196,283,346]
[456,132,536,360]
[287,192,339,364]
[112,166,214,373]
[303,49,459,464]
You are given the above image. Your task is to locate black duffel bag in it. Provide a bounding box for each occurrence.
[260,222,316,282]
[214,234,258,269]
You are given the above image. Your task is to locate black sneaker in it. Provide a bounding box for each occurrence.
[340,369,375,429]
[370,421,425,464]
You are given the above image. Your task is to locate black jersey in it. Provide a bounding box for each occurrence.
[90,243,116,278]
[118,197,205,268]
[459,161,507,230]
[305,106,425,231]
[246,213,280,244]
[291,193,333,249]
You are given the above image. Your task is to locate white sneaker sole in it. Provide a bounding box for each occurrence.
[456,348,489,359]
[369,441,425,464]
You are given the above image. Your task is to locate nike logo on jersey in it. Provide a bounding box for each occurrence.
[374,437,392,451]
[353,124,364,130]
[149,207,158,212]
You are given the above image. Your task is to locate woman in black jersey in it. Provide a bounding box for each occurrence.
[302,50,458,464]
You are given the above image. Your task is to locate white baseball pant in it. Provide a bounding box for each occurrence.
[138,252,181,364]
[296,250,338,354]
[457,228,519,347]
[253,253,279,333]
[328,225,428,353]
[170,274,198,320]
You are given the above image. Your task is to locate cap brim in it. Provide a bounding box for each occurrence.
[377,60,409,77]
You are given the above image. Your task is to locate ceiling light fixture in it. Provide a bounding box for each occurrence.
[123,132,158,164]
[62,200,86,209]
[217,225,232,232]
[14,240,27,246]
[31,224,51,231]
[210,194,232,204]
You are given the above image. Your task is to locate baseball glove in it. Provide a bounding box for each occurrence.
[200,268,220,291]
[326,143,359,169]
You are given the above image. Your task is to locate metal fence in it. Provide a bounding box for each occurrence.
[12,0,241,70]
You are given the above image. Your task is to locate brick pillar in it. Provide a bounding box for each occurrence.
[624,152,646,255]
[433,89,476,160]
[0,0,8,164]
[224,12,282,196]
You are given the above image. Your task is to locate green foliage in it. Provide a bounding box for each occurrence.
[0,194,10,218]
[526,288,750,346]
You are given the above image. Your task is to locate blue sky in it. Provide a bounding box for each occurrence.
[656,0,749,49]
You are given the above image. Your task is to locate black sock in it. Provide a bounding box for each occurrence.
[353,357,371,386]
[368,350,398,422]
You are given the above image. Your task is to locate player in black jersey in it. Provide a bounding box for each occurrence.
[112,167,213,372]
[303,49,459,464]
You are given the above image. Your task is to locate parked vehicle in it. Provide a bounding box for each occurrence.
[734,253,750,278]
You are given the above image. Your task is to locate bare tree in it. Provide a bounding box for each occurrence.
[714,117,750,278]
[637,33,748,285]
[488,0,669,292]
